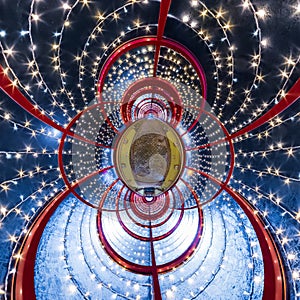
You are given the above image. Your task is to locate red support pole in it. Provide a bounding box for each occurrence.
[149,224,163,300]
[153,0,172,77]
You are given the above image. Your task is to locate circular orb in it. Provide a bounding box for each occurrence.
[114,117,185,197]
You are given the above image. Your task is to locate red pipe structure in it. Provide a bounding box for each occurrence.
[116,192,184,242]
[97,183,204,275]
[120,77,183,125]
[123,190,176,229]
[2,36,295,300]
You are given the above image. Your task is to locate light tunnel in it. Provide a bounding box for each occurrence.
[0,1,300,299]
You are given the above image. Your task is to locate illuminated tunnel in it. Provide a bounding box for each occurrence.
[0,1,300,299]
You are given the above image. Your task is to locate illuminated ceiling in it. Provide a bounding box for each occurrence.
[0,0,300,299]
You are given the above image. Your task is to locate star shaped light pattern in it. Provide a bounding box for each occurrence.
[0,1,299,299]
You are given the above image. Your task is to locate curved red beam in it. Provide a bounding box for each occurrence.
[0,65,65,133]
[188,167,287,300]
[230,77,300,139]
[9,165,113,300]
[10,189,71,300]
[58,117,114,208]
[183,106,235,206]
[97,36,207,100]
[0,65,111,148]
[226,191,287,300]
[184,104,233,152]
[188,77,300,150]
[58,102,118,208]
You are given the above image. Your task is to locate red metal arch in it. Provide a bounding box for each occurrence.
[97,36,207,100]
